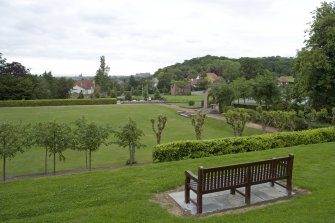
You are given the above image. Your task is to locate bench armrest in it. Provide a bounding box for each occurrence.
[185,170,198,182]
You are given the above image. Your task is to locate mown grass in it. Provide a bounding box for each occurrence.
[0,142,334,222]
[163,94,204,103]
[0,104,261,177]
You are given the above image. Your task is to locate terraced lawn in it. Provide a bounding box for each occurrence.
[0,142,334,222]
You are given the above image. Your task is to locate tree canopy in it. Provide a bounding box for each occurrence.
[295,1,335,109]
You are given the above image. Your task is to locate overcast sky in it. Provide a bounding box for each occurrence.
[0,0,327,76]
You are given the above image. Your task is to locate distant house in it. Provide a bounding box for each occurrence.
[206,73,221,83]
[277,76,294,85]
[71,80,100,97]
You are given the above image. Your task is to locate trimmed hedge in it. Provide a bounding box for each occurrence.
[153,127,335,162]
[0,98,117,107]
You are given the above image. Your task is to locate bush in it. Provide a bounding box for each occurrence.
[188,100,195,106]
[152,127,335,162]
[0,98,117,107]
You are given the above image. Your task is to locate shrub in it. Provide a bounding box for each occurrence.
[188,100,195,106]
[0,98,117,107]
[152,127,335,162]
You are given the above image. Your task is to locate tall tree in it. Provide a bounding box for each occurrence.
[295,2,335,109]
[150,115,167,144]
[232,77,253,104]
[0,122,30,181]
[239,57,262,79]
[95,56,110,94]
[73,117,109,170]
[252,71,280,109]
[221,60,241,82]
[114,119,145,165]
[210,81,235,112]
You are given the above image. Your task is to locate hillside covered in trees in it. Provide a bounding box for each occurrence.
[154,55,294,93]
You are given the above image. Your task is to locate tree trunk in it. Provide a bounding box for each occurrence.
[157,133,161,144]
[131,145,135,165]
[85,150,88,169]
[45,147,48,174]
[238,98,240,104]
[89,150,92,171]
[129,146,132,165]
[53,153,56,176]
[2,155,6,182]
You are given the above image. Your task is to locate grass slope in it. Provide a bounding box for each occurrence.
[0,104,261,177]
[0,142,334,222]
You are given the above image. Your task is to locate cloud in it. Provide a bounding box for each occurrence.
[0,0,325,75]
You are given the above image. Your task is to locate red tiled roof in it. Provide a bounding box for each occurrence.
[75,80,95,90]
[206,73,220,79]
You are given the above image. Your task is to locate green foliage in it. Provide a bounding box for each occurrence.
[153,127,335,162]
[272,111,296,131]
[73,117,110,170]
[153,88,163,100]
[77,91,84,99]
[34,121,72,175]
[188,100,195,106]
[295,2,335,109]
[150,115,167,144]
[191,112,206,140]
[124,91,132,101]
[0,122,30,181]
[252,71,280,109]
[114,119,145,165]
[232,77,253,104]
[0,98,117,107]
[224,108,252,136]
[210,81,235,112]
[95,56,110,94]
[256,106,276,132]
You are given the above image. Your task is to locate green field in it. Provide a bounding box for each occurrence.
[0,104,261,177]
[163,94,205,103]
[0,142,334,222]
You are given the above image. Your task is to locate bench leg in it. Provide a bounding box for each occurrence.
[197,194,203,214]
[270,181,275,187]
[245,185,251,205]
[185,184,190,203]
[287,177,292,196]
[230,188,236,195]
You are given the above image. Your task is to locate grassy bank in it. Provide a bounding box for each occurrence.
[0,142,334,222]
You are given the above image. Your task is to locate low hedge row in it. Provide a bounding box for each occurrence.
[153,127,335,162]
[0,98,117,107]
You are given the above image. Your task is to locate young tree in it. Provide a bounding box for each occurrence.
[114,119,145,165]
[332,107,335,125]
[0,122,30,181]
[73,117,109,170]
[191,112,206,140]
[150,115,167,144]
[224,108,251,136]
[256,106,276,133]
[272,111,296,132]
[35,121,72,175]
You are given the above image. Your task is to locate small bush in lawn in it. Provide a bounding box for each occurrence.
[188,100,195,106]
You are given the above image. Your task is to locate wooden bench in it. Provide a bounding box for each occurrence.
[185,154,294,214]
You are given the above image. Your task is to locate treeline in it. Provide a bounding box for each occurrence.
[154,55,294,93]
[0,53,74,100]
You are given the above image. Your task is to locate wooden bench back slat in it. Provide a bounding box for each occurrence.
[199,155,293,192]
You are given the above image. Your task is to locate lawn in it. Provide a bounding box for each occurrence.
[0,104,261,177]
[162,94,204,103]
[0,142,334,222]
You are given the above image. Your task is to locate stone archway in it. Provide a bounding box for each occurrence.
[203,88,211,108]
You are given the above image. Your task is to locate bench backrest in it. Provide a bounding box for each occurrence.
[198,154,294,193]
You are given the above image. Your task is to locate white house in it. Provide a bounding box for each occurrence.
[71,80,96,95]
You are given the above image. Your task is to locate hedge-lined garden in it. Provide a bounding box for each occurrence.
[0,98,117,107]
[153,127,335,162]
